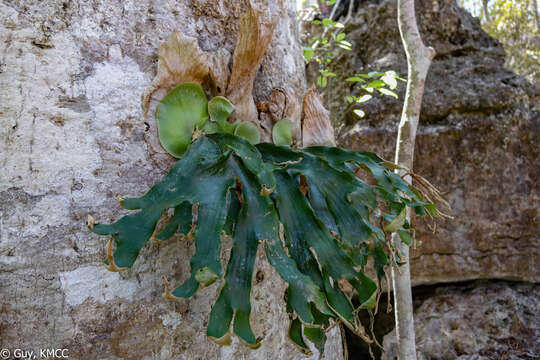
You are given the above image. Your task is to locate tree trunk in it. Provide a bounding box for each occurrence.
[391,0,435,359]
[532,0,540,32]
[0,0,343,358]
[482,0,491,23]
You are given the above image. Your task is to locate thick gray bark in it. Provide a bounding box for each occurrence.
[0,0,343,358]
[392,0,435,359]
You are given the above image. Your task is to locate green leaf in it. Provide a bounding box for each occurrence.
[398,229,414,245]
[304,326,326,355]
[234,122,260,144]
[353,109,365,118]
[201,121,219,134]
[156,83,209,158]
[337,41,352,50]
[356,94,373,103]
[155,202,192,241]
[207,291,233,345]
[322,18,334,27]
[210,132,275,191]
[359,286,378,309]
[303,46,315,62]
[208,96,234,123]
[367,71,383,77]
[378,88,398,98]
[353,272,378,309]
[94,136,232,272]
[384,208,407,232]
[365,80,385,88]
[321,71,337,77]
[223,189,241,235]
[371,243,388,280]
[272,118,293,146]
[336,33,345,41]
[381,72,398,89]
[289,318,311,355]
[272,170,368,326]
[195,266,219,286]
[317,76,328,88]
[217,119,236,134]
[345,76,364,82]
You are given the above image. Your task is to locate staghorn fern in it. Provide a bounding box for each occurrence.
[89,83,440,354]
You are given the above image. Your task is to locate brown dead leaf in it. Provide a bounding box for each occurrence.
[142,31,230,114]
[301,86,335,147]
[226,3,275,126]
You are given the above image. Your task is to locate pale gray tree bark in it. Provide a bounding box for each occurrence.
[0,0,343,358]
[391,0,435,359]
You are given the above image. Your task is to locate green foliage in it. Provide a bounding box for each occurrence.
[462,0,539,81]
[157,83,261,156]
[208,96,235,124]
[302,7,350,90]
[233,121,260,145]
[300,4,406,118]
[156,83,209,158]
[272,118,293,146]
[481,0,539,81]
[91,131,437,352]
[345,71,405,117]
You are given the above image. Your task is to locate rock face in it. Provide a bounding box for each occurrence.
[319,0,540,286]
[382,281,540,360]
[0,1,343,359]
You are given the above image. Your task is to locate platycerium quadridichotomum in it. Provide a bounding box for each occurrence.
[90,81,441,354]
[89,129,438,353]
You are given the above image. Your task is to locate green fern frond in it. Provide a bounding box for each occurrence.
[90,132,436,352]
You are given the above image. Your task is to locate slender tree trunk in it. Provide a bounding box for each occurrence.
[532,0,540,32]
[482,0,491,23]
[391,1,435,359]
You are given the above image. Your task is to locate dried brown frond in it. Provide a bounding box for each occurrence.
[105,238,128,272]
[226,3,275,125]
[301,86,335,147]
[142,31,230,114]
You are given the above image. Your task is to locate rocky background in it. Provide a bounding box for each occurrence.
[311,0,539,358]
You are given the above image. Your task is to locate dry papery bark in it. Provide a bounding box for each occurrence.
[141,3,341,167]
[142,1,307,144]
[301,86,336,147]
[257,86,301,142]
[141,31,230,113]
[225,4,274,126]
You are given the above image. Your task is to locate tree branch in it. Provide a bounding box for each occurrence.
[391,0,435,359]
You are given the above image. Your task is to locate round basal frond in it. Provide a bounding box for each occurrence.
[156,82,209,158]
